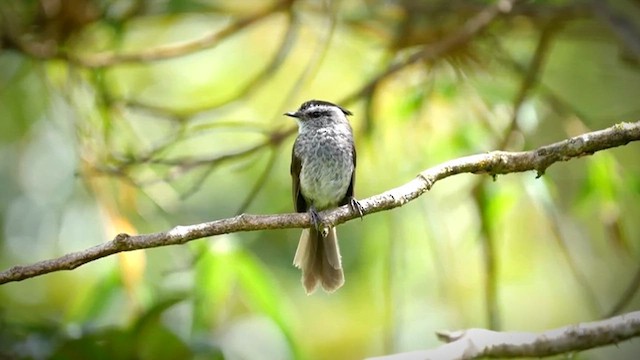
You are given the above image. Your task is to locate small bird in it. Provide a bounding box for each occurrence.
[285,100,363,294]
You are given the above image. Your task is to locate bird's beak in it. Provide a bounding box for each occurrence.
[284,111,300,118]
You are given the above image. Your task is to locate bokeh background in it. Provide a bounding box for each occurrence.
[1,0,640,359]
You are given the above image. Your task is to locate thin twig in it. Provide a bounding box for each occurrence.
[590,0,640,60]
[119,9,301,118]
[473,184,501,330]
[607,262,640,318]
[498,21,558,150]
[235,147,279,214]
[537,188,604,316]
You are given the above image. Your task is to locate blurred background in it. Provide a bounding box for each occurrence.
[1,0,640,359]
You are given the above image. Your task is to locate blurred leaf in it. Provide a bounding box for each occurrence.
[484,182,519,228]
[66,269,122,323]
[585,153,618,202]
[52,328,133,360]
[235,251,283,319]
[234,251,299,357]
[134,321,192,360]
[0,56,46,142]
[192,241,299,357]
[131,295,192,360]
[193,241,239,330]
[392,82,429,121]
[167,0,216,13]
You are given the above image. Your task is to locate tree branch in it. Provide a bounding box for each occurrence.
[1,121,639,285]
[367,311,640,360]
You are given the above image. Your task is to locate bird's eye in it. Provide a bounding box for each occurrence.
[310,111,321,118]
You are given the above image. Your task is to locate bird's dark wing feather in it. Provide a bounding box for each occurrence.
[339,143,356,206]
[291,145,307,213]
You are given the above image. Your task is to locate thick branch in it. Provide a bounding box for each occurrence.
[0,121,638,284]
[367,311,640,360]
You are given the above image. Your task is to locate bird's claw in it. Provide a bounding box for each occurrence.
[349,197,364,220]
[309,207,323,232]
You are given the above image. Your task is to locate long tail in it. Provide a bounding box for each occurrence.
[293,227,344,294]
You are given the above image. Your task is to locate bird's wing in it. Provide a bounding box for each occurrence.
[291,143,307,212]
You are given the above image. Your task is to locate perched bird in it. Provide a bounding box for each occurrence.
[285,100,363,294]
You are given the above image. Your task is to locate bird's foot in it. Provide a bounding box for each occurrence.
[349,197,364,220]
[309,207,328,236]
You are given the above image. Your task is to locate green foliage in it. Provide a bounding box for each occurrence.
[0,56,47,142]
[1,0,640,359]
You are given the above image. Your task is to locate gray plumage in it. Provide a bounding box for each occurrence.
[286,100,359,294]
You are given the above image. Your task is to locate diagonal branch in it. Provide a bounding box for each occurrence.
[0,121,639,285]
[367,310,640,360]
